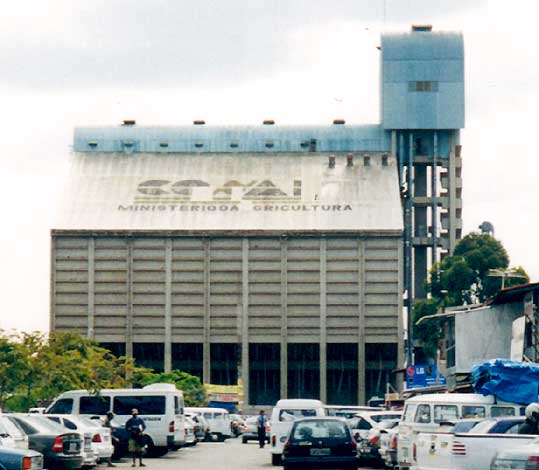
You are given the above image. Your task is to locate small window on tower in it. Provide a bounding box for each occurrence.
[409,81,439,92]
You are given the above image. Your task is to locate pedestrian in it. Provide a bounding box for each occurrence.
[102,411,119,467]
[257,410,267,448]
[125,408,147,467]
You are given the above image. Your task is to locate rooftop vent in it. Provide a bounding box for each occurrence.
[193,120,205,125]
[328,155,336,169]
[412,24,432,32]
[333,119,346,125]
[263,119,275,125]
[122,120,136,126]
[346,153,354,167]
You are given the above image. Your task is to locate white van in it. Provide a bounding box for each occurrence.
[184,407,231,441]
[397,393,523,469]
[46,383,186,455]
[270,399,326,466]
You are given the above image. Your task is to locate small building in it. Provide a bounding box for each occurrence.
[419,283,539,390]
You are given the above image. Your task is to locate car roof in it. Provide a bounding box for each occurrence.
[405,394,496,404]
[275,399,324,408]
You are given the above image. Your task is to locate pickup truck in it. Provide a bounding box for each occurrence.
[0,446,43,470]
[413,418,534,470]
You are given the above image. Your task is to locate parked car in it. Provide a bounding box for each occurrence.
[184,413,207,442]
[45,414,114,464]
[241,416,271,444]
[282,417,358,470]
[0,419,18,449]
[230,414,245,437]
[270,399,326,466]
[356,418,400,466]
[183,417,197,446]
[185,407,231,442]
[0,445,43,470]
[7,414,83,470]
[0,416,28,450]
[491,437,539,470]
[379,424,399,469]
[347,410,403,441]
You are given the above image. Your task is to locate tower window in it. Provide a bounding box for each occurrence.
[409,81,439,92]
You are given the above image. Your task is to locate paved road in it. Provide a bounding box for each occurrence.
[109,438,378,470]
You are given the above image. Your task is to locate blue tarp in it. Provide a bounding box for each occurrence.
[471,359,539,405]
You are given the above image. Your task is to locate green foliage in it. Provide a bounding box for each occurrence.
[0,330,149,411]
[139,370,207,407]
[415,233,530,360]
[412,299,443,359]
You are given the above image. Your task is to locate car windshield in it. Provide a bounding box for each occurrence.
[370,414,401,423]
[292,420,348,440]
[0,417,24,437]
[454,420,480,433]
[468,419,496,434]
[279,409,317,422]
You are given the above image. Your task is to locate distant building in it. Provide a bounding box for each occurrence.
[50,25,465,409]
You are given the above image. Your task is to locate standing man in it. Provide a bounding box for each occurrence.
[126,408,147,467]
[257,410,267,449]
[102,411,119,467]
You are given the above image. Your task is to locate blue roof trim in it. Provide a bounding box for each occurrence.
[73,124,391,153]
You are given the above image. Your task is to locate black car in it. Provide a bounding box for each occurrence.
[282,418,358,470]
[8,414,83,470]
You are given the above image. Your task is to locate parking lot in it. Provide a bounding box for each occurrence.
[110,438,378,470]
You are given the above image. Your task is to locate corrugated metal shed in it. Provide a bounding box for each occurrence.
[381,28,464,129]
[56,152,403,233]
[73,125,391,153]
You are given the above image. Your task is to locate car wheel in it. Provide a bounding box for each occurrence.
[271,454,282,466]
[242,437,248,444]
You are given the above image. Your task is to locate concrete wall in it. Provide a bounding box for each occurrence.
[455,303,523,373]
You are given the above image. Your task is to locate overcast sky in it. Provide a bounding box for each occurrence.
[1,0,538,332]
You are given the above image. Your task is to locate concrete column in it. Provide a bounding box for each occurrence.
[358,239,366,405]
[320,238,327,402]
[87,238,95,339]
[396,238,405,392]
[280,239,288,399]
[431,132,439,265]
[414,164,428,298]
[241,239,250,407]
[203,239,211,384]
[448,131,457,254]
[164,238,172,372]
[126,238,133,359]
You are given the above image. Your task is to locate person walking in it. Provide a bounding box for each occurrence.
[125,408,147,467]
[102,411,119,467]
[257,410,267,448]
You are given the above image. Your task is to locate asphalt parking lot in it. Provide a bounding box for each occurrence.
[108,438,378,470]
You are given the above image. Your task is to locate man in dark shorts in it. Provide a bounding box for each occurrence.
[125,408,147,467]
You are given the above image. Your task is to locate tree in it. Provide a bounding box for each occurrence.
[414,232,530,360]
[140,370,207,407]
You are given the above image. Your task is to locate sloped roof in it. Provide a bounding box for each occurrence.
[55,151,403,233]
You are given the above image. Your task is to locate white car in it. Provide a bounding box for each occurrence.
[45,414,113,465]
[183,417,197,446]
[0,416,28,450]
[491,437,539,470]
[348,410,403,441]
[185,407,231,442]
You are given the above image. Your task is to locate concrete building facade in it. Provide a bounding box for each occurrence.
[50,25,465,407]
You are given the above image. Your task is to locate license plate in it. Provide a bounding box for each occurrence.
[69,443,77,452]
[310,448,331,456]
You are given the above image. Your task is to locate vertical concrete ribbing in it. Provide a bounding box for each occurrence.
[448,131,457,254]
[87,238,95,339]
[280,239,288,399]
[126,238,133,358]
[242,239,250,407]
[203,239,211,384]
[49,236,56,332]
[164,238,172,372]
[320,238,327,402]
[358,238,366,405]
[397,239,405,392]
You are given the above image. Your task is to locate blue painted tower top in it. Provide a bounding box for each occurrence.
[381,25,464,130]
